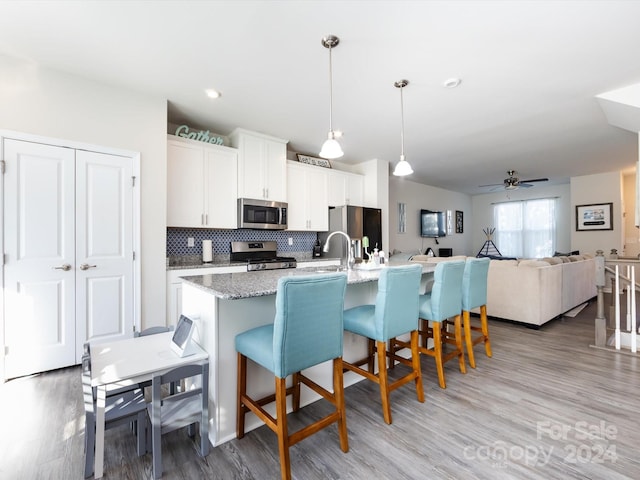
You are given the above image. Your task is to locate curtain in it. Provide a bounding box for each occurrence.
[494,198,556,258]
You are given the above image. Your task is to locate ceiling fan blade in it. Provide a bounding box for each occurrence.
[478,183,504,187]
[520,177,548,183]
[519,183,535,188]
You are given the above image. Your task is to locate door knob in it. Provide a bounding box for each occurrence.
[79,263,97,270]
[53,264,72,271]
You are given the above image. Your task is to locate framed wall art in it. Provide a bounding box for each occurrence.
[398,202,406,233]
[455,210,463,234]
[296,154,331,168]
[575,203,613,231]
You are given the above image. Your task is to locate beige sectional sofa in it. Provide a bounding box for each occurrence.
[410,254,596,327]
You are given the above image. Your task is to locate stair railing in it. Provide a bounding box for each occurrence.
[596,250,640,352]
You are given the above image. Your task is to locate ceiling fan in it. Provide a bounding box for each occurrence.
[479,170,549,191]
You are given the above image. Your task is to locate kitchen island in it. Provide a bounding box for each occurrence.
[180,262,435,447]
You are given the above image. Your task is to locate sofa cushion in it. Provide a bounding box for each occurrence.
[541,257,563,265]
[491,259,519,267]
[519,260,551,267]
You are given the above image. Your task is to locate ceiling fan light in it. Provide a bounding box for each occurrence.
[393,157,413,176]
[505,184,518,191]
[319,134,343,159]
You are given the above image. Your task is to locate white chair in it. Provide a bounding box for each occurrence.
[148,362,209,479]
[82,354,147,478]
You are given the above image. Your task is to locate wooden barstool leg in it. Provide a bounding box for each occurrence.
[463,310,476,369]
[236,353,247,438]
[292,372,301,412]
[275,377,291,480]
[377,340,392,424]
[333,358,349,452]
[367,338,376,373]
[454,314,466,374]
[410,330,425,403]
[480,305,492,357]
[432,322,446,389]
[422,319,430,349]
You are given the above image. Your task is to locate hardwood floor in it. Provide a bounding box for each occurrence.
[3,300,640,479]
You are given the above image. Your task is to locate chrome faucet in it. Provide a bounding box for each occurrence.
[322,231,355,270]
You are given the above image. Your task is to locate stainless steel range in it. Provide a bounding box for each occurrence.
[230,241,297,271]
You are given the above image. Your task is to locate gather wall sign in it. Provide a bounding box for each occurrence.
[174,124,225,145]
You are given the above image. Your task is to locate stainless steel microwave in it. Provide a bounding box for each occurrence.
[238,198,288,230]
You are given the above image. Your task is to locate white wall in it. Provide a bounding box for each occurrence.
[571,171,624,256]
[0,55,167,330]
[389,177,472,256]
[471,184,572,257]
[623,172,639,257]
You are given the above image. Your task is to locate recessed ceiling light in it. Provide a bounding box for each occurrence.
[443,78,461,89]
[205,89,222,99]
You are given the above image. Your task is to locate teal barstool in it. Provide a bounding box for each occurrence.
[393,260,466,389]
[462,257,492,368]
[342,264,424,424]
[235,273,348,480]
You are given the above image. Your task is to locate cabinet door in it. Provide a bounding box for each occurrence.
[286,163,328,231]
[306,168,328,231]
[264,138,287,202]
[167,140,205,227]
[233,130,287,201]
[236,133,265,199]
[327,170,345,207]
[286,163,308,230]
[205,146,238,228]
[327,169,364,207]
[345,172,364,206]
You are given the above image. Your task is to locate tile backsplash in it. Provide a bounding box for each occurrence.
[167,228,318,256]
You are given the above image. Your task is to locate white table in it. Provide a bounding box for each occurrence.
[89,332,208,478]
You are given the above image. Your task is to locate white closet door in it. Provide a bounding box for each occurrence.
[3,139,76,379]
[75,150,134,357]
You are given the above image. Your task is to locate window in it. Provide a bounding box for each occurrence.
[493,198,556,258]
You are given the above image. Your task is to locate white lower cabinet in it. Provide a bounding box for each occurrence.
[286,161,329,231]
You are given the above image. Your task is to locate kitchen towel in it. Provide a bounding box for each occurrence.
[202,240,213,263]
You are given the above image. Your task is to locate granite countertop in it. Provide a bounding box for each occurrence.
[180,261,434,300]
[167,255,339,271]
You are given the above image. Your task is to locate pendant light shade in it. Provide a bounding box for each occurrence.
[319,35,343,159]
[393,79,413,176]
[320,132,343,159]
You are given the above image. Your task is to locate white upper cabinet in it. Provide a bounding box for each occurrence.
[286,161,329,231]
[167,136,238,228]
[327,169,364,207]
[230,128,287,202]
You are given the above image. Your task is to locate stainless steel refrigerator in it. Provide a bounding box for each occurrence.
[318,205,382,262]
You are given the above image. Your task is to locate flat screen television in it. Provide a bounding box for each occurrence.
[420,210,446,238]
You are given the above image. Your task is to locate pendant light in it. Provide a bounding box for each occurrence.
[393,79,413,176]
[319,35,344,159]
